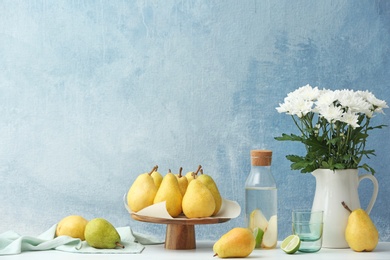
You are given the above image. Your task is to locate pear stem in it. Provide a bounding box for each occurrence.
[194,165,202,175]
[168,169,172,173]
[148,165,158,175]
[213,253,218,257]
[116,242,125,248]
[178,167,183,177]
[341,201,352,213]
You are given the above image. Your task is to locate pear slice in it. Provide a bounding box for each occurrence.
[249,209,268,232]
[261,215,277,249]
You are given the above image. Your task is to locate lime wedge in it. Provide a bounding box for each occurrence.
[281,235,301,254]
[253,227,264,248]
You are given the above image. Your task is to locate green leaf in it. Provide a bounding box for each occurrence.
[286,155,304,162]
[275,133,303,142]
[359,163,376,175]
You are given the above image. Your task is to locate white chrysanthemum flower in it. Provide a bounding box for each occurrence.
[287,84,320,101]
[276,96,314,117]
[290,99,314,117]
[276,101,289,113]
[314,89,337,112]
[357,90,389,114]
[333,89,371,115]
[340,111,360,128]
[318,104,343,123]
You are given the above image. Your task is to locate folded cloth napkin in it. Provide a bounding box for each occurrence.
[0,225,164,255]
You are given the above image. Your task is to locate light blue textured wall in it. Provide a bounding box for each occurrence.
[1,0,389,242]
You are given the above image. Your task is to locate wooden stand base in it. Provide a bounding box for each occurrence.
[130,213,230,250]
[165,224,196,250]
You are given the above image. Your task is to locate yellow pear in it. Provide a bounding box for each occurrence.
[150,166,163,189]
[182,178,215,218]
[127,166,158,212]
[197,169,222,215]
[175,167,188,196]
[213,227,256,258]
[153,172,183,217]
[342,201,379,252]
[56,215,88,240]
[184,165,202,184]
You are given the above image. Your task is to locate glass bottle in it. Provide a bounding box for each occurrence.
[245,150,277,249]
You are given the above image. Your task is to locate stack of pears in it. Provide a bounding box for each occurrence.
[127,165,223,218]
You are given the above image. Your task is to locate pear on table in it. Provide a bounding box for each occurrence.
[342,201,379,252]
[56,215,88,240]
[84,218,124,249]
[154,170,183,217]
[213,227,255,258]
[127,165,158,212]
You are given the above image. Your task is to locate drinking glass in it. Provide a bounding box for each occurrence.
[292,210,323,253]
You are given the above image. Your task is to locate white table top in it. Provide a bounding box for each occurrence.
[6,241,390,260]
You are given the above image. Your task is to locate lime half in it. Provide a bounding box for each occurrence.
[253,227,264,248]
[281,235,301,254]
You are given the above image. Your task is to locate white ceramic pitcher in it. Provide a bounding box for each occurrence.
[311,169,378,248]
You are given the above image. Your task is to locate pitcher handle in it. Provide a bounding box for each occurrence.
[358,174,379,214]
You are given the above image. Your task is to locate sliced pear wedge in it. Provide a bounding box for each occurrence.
[261,215,277,249]
[249,209,268,231]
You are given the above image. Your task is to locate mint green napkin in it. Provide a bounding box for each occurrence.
[0,225,163,255]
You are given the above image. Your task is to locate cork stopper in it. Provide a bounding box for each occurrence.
[251,150,272,166]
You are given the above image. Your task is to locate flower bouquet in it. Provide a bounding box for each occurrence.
[275,84,388,174]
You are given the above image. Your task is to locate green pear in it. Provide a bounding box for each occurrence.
[197,168,222,215]
[153,172,183,217]
[84,218,124,249]
[175,167,188,196]
[184,165,202,184]
[127,166,158,212]
[213,227,255,258]
[150,166,163,189]
[342,201,379,252]
[182,178,215,218]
